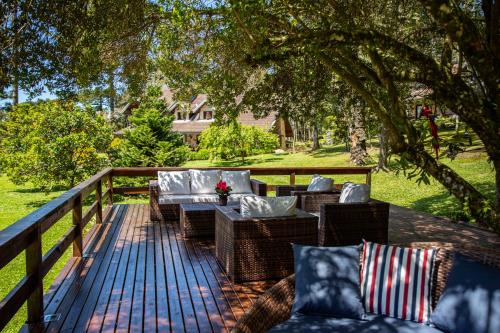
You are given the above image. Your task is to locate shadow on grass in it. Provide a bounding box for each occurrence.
[409,181,495,221]
[309,145,347,158]
[205,156,284,167]
[13,184,67,194]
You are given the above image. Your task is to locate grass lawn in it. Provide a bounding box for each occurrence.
[0,143,494,332]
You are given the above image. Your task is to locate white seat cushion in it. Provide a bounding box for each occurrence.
[158,171,191,195]
[189,169,221,194]
[191,194,219,203]
[221,170,253,193]
[227,193,256,204]
[158,194,193,205]
[339,184,370,203]
[240,196,297,218]
[307,174,334,192]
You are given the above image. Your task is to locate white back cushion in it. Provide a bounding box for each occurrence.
[240,196,297,218]
[158,171,191,195]
[339,184,370,203]
[189,169,221,194]
[221,170,253,194]
[307,174,334,192]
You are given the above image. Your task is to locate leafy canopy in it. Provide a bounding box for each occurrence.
[0,101,113,189]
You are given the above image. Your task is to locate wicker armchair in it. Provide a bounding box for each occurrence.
[231,243,500,333]
[215,205,318,283]
[318,199,390,246]
[275,185,341,210]
[150,178,267,222]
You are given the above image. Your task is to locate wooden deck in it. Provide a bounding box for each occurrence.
[41,204,274,333]
[39,203,500,333]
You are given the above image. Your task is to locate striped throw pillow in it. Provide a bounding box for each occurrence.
[360,241,438,324]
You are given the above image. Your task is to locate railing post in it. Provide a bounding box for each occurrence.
[290,172,296,186]
[96,179,102,224]
[72,194,83,257]
[107,175,113,207]
[26,225,44,332]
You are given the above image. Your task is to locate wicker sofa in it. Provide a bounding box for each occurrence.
[214,205,319,282]
[150,177,267,222]
[231,242,500,333]
[275,184,341,210]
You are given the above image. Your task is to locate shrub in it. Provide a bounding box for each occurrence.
[198,122,278,161]
[0,101,113,189]
[190,148,211,160]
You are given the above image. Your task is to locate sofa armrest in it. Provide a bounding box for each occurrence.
[250,179,267,196]
[149,180,161,221]
[232,275,295,333]
[149,179,159,197]
[275,185,309,197]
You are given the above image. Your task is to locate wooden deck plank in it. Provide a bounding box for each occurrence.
[85,204,139,332]
[165,223,199,332]
[153,222,170,332]
[169,223,213,333]
[114,205,144,333]
[44,206,125,333]
[58,205,129,332]
[144,216,157,332]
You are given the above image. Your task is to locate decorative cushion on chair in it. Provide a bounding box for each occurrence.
[307,174,334,192]
[221,170,253,193]
[430,253,500,333]
[360,241,438,324]
[158,171,191,195]
[339,184,369,203]
[189,169,221,194]
[227,193,256,204]
[240,196,297,218]
[292,244,365,319]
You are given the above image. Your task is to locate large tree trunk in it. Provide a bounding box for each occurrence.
[12,78,19,106]
[349,105,368,165]
[311,122,320,150]
[377,125,389,171]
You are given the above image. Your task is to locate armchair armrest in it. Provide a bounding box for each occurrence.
[250,179,267,196]
[275,185,309,197]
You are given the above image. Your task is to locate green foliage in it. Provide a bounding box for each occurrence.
[0,101,112,189]
[198,122,278,162]
[114,86,190,167]
[190,148,211,160]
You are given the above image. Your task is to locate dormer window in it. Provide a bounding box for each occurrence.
[204,111,213,120]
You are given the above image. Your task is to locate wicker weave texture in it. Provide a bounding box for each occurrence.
[232,243,500,333]
[215,206,318,283]
[319,200,390,246]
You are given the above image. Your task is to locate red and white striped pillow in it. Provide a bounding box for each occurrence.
[360,241,438,324]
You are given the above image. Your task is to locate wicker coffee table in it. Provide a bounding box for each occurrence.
[180,203,238,239]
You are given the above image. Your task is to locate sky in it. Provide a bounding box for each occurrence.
[1,89,57,107]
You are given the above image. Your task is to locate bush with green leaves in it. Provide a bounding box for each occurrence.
[114,86,190,167]
[0,101,113,189]
[198,122,278,161]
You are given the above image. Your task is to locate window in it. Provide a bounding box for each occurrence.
[204,111,213,120]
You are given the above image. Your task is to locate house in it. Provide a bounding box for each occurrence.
[114,86,293,149]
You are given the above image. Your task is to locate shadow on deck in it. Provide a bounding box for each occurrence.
[41,204,500,333]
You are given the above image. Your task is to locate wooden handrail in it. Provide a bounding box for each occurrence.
[0,166,371,331]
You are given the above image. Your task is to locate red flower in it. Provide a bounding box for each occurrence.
[216,181,227,191]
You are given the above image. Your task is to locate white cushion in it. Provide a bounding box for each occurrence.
[189,169,221,194]
[227,193,256,204]
[339,184,370,203]
[158,171,191,195]
[307,174,334,192]
[221,170,253,194]
[158,194,193,205]
[191,194,219,203]
[240,196,297,218]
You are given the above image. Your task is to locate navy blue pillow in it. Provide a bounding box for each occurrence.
[431,253,500,333]
[292,244,365,319]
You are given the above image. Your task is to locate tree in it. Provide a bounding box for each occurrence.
[198,122,278,162]
[114,86,190,167]
[0,101,112,189]
[155,0,499,231]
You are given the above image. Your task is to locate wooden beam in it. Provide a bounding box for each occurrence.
[82,201,99,228]
[96,180,103,224]
[25,224,44,332]
[41,226,77,278]
[72,195,83,258]
[0,275,37,332]
[290,172,296,185]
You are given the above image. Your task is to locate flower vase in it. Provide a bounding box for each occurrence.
[219,196,228,206]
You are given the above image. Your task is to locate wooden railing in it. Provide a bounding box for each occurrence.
[0,166,371,332]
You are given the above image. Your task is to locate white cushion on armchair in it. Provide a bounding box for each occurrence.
[307,174,334,191]
[158,171,191,195]
[221,170,253,194]
[339,183,370,203]
[240,196,297,218]
[189,169,221,194]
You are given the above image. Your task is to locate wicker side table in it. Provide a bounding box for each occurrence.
[180,203,238,239]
